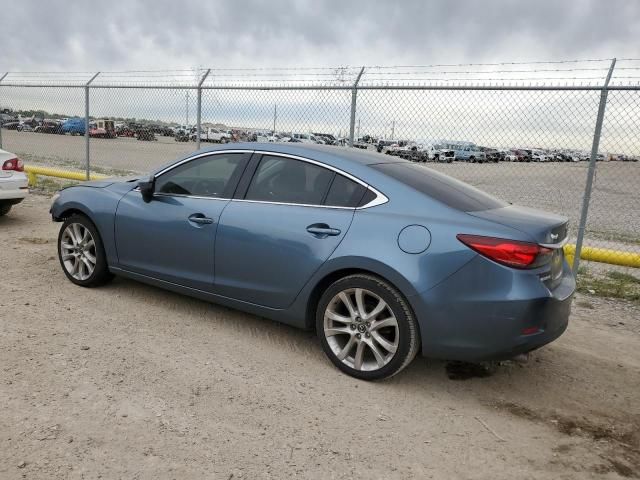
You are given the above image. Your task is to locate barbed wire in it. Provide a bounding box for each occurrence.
[4,59,639,87]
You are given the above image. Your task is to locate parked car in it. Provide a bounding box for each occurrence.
[195,128,231,143]
[531,150,551,162]
[441,141,486,163]
[291,133,321,144]
[34,120,63,134]
[136,129,157,141]
[174,129,191,142]
[0,149,28,216]
[51,143,575,380]
[2,121,21,130]
[426,145,456,163]
[89,119,117,138]
[479,147,500,163]
[503,150,518,162]
[61,118,86,136]
[17,123,34,132]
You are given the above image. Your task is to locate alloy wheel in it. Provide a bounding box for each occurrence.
[323,288,399,372]
[60,223,97,281]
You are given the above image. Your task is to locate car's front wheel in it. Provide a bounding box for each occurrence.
[58,214,113,287]
[316,274,420,380]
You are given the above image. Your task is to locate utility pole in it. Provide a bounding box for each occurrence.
[390,120,395,140]
[273,104,277,133]
[356,119,361,141]
[348,67,365,147]
[186,91,190,128]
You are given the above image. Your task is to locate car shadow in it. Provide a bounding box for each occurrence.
[0,213,29,227]
[103,275,525,389]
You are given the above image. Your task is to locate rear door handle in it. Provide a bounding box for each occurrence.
[188,213,214,225]
[306,223,341,237]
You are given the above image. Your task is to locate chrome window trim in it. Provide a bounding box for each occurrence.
[251,151,389,209]
[132,187,231,202]
[153,149,255,178]
[232,198,354,210]
[145,148,389,209]
[154,192,231,201]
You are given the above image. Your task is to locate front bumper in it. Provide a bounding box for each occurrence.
[409,255,575,361]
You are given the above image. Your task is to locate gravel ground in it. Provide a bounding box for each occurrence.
[2,129,639,245]
[1,194,639,479]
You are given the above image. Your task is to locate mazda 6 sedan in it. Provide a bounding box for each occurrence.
[51,143,575,380]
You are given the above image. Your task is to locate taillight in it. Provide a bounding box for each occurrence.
[2,157,24,172]
[457,234,553,269]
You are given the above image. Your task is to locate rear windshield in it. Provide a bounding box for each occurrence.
[373,163,507,212]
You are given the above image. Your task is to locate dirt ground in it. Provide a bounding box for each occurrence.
[1,194,639,479]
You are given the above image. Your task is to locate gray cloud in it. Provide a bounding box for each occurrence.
[0,0,638,71]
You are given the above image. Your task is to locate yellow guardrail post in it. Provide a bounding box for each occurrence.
[564,244,640,269]
[24,165,108,186]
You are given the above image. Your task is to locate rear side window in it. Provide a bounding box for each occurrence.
[245,156,334,205]
[373,163,507,212]
[155,153,248,198]
[325,174,365,207]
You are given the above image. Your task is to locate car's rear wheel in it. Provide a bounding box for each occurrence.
[316,274,419,380]
[0,204,12,216]
[58,214,113,287]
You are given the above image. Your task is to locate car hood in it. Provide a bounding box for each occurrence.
[67,175,140,189]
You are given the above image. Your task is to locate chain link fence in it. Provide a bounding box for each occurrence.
[1,60,639,276]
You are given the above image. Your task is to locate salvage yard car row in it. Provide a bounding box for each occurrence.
[1,114,638,162]
[374,140,638,163]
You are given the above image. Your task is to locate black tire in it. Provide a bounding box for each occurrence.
[0,204,12,216]
[57,214,113,287]
[316,274,420,381]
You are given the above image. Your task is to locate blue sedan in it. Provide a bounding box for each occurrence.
[51,143,575,380]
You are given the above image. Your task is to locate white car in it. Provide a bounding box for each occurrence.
[0,149,28,216]
[194,128,231,143]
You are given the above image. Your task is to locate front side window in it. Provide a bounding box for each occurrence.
[245,156,334,205]
[155,153,248,198]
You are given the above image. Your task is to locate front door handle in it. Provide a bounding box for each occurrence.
[188,213,214,225]
[306,223,341,238]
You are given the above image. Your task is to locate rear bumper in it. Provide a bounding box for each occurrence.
[409,255,575,362]
[0,173,28,202]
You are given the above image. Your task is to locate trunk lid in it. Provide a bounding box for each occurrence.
[468,205,568,245]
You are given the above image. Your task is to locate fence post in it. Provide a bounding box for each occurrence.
[349,67,365,147]
[84,72,100,180]
[196,69,211,151]
[573,58,616,273]
[0,72,7,149]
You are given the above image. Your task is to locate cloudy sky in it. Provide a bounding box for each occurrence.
[0,0,638,72]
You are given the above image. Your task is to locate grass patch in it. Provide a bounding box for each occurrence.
[31,177,79,196]
[586,229,640,247]
[577,269,640,304]
[607,271,640,285]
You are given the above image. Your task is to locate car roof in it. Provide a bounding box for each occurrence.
[195,142,403,166]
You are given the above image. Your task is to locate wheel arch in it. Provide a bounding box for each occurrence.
[302,262,419,331]
[53,206,88,222]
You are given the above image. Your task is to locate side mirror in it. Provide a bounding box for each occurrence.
[138,178,155,203]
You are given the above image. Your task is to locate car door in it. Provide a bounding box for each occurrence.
[114,151,252,291]
[214,153,367,309]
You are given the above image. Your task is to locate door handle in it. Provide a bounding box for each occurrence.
[306,223,341,237]
[188,213,214,225]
